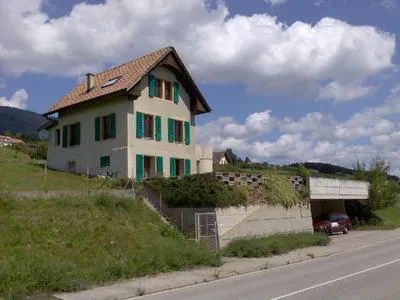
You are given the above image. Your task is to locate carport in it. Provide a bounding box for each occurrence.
[308,177,369,220]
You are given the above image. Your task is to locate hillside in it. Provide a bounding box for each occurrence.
[0,106,48,138]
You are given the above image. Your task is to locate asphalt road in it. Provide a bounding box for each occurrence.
[132,237,400,300]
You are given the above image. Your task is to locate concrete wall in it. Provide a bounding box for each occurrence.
[195,145,213,174]
[47,95,131,177]
[128,65,197,178]
[309,177,369,200]
[216,204,313,248]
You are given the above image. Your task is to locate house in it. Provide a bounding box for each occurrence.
[213,150,232,165]
[43,47,212,180]
[0,135,24,147]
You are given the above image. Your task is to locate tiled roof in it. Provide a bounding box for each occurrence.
[45,47,172,114]
[213,151,226,164]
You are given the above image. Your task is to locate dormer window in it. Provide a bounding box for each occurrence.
[102,77,121,88]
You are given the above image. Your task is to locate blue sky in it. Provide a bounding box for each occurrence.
[0,0,399,173]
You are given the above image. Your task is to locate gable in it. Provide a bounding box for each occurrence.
[44,47,211,116]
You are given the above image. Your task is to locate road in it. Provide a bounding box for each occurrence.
[132,237,400,300]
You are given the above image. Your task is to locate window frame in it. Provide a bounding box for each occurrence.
[69,122,80,147]
[164,81,173,101]
[143,113,155,139]
[55,129,60,146]
[102,115,111,140]
[174,120,183,143]
[155,78,163,98]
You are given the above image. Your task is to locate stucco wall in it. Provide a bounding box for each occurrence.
[216,204,313,248]
[309,177,369,200]
[47,95,131,177]
[128,66,197,178]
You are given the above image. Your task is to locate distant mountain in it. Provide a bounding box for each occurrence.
[0,106,49,139]
[287,162,399,181]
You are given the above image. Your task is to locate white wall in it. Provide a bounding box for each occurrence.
[128,65,197,179]
[309,177,369,200]
[47,95,131,177]
[216,204,313,248]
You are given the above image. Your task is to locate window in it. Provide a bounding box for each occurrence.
[55,129,60,146]
[143,114,154,139]
[165,81,172,101]
[95,113,116,141]
[67,161,76,173]
[155,79,163,98]
[100,156,110,168]
[144,156,156,179]
[69,122,81,146]
[174,120,183,143]
[102,77,121,88]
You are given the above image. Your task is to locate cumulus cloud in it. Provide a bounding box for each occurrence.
[380,0,397,9]
[197,95,400,175]
[0,0,395,99]
[0,89,28,109]
[318,82,376,102]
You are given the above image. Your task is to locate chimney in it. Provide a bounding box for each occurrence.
[86,73,95,92]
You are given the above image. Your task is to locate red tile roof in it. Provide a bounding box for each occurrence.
[45,47,172,115]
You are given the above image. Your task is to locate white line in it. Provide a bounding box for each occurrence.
[269,257,400,300]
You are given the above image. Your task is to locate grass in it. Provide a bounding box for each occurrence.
[0,147,117,191]
[355,201,400,230]
[0,194,220,297]
[221,233,330,258]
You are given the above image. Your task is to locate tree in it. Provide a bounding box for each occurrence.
[244,157,252,163]
[296,164,311,182]
[353,157,398,209]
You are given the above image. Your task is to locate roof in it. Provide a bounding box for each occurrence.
[44,47,211,116]
[213,151,226,164]
[0,135,24,144]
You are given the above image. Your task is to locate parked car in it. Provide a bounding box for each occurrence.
[313,212,352,235]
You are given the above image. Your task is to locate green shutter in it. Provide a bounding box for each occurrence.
[95,117,101,141]
[173,82,180,104]
[136,112,143,139]
[156,156,163,176]
[136,154,144,182]
[148,75,156,97]
[168,118,175,143]
[184,121,190,145]
[100,156,110,168]
[62,125,68,148]
[170,158,176,177]
[110,113,116,138]
[185,159,191,176]
[155,115,162,141]
[76,122,81,145]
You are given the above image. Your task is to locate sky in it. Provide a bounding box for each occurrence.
[0,0,400,173]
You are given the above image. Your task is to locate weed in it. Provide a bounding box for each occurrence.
[136,286,146,296]
[222,233,329,258]
[307,253,315,259]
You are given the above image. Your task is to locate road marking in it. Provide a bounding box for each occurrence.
[269,257,400,300]
[126,237,400,300]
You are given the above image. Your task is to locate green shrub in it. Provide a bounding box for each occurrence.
[222,233,329,258]
[145,175,247,207]
[263,174,298,208]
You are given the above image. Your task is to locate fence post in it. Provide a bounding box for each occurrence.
[86,165,89,191]
[44,161,47,190]
[181,212,184,231]
[159,193,162,212]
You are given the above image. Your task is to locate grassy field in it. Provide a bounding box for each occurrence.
[356,201,400,230]
[0,147,116,191]
[222,233,330,258]
[0,194,220,297]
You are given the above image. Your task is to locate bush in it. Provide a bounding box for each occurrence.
[263,174,298,208]
[222,233,329,258]
[144,175,247,207]
[12,141,48,160]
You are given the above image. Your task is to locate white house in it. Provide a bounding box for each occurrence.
[43,47,212,180]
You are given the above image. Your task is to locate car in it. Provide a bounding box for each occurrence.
[313,212,352,235]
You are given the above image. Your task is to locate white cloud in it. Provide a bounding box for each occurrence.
[380,0,397,9]
[264,0,288,6]
[390,83,400,95]
[318,82,376,102]
[0,0,395,99]
[0,89,28,109]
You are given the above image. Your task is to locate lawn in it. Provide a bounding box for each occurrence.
[221,232,330,258]
[0,194,220,298]
[0,147,115,191]
[355,201,400,230]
